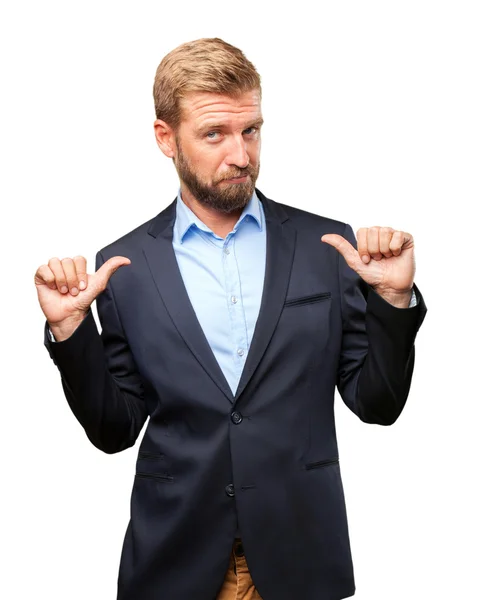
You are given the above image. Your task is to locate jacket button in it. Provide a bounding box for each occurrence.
[231,411,243,424]
[225,484,235,497]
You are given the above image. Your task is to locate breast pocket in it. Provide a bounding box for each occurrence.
[281,291,332,352]
[283,292,331,307]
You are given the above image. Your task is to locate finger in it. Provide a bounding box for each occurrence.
[356,228,370,264]
[48,257,68,294]
[35,264,57,290]
[402,231,414,249]
[321,234,362,272]
[379,227,394,258]
[61,258,80,296]
[90,256,131,297]
[73,256,88,290]
[367,227,382,261]
[390,230,404,256]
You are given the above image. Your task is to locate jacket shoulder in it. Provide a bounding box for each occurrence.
[257,189,349,235]
[282,202,347,233]
[97,198,176,259]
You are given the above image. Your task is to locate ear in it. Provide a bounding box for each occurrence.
[154,119,176,158]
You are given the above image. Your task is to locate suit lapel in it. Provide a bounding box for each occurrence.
[143,199,234,403]
[234,191,296,401]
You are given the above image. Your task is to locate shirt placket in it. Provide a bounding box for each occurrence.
[223,233,249,385]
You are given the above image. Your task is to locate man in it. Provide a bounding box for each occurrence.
[35,38,427,600]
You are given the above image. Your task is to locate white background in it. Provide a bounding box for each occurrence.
[1,1,478,598]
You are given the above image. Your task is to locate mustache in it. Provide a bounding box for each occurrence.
[215,165,257,183]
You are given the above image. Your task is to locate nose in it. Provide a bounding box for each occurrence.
[225,135,250,169]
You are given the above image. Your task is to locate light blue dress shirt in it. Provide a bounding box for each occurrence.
[172,190,267,395]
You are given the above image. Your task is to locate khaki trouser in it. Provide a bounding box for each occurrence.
[216,539,263,600]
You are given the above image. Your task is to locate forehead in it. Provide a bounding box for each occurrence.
[179,89,262,129]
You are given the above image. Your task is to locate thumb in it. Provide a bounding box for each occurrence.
[89,256,131,299]
[321,234,362,272]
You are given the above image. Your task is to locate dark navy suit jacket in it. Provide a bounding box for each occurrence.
[45,189,427,600]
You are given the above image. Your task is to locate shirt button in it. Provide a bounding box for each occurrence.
[231,411,243,425]
[224,248,230,255]
[225,484,235,497]
[237,348,244,357]
[231,296,238,304]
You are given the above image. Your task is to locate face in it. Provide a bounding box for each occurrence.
[161,89,263,214]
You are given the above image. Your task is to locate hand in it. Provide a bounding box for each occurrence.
[35,255,131,340]
[321,227,415,307]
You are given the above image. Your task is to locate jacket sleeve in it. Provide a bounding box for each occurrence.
[336,224,427,425]
[44,251,149,453]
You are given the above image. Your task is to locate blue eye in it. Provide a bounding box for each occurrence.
[206,131,218,139]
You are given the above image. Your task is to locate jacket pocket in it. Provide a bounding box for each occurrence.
[136,450,172,481]
[304,457,339,471]
[135,471,174,482]
[138,450,165,461]
[284,292,331,308]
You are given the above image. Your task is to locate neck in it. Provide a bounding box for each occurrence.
[180,186,243,239]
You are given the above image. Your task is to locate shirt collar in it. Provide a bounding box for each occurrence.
[175,189,263,243]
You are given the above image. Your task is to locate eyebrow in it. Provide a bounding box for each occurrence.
[197,118,264,135]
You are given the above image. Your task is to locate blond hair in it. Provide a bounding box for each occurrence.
[153,38,261,128]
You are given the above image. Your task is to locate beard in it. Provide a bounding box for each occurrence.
[174,138,260,214]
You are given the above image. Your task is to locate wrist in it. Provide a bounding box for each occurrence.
[49,312,88,342]
[373,287,413,308]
